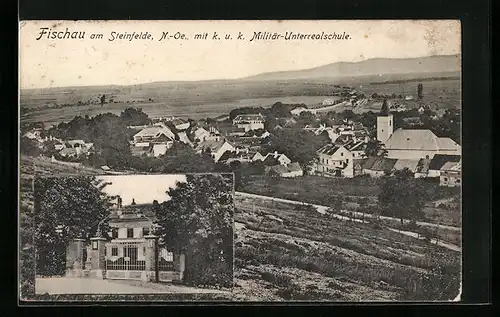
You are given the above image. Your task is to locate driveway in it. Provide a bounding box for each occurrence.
[35,277,231,295]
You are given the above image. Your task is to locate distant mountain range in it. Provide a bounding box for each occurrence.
[242,54,460,81]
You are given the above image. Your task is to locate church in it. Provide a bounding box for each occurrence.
[377,108,461,161]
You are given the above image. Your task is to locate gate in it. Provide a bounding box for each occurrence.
[105,241,147,280]
[157,247,177,282]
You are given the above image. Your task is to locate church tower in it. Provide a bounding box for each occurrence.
[377,100,393,144]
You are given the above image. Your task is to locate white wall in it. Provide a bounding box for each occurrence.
[386,149,437,160]
[377,115,393,144]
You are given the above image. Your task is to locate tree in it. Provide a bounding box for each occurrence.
[20,137,41,156]
[154,174,233,287]
[377,169,426,224]
[364,139,388,157]
[380,99,390,116]
[161,142,214,173]
[120,107,150,126]
[33,176,114,276]
[262,129,329,167]
[100,94,106,107]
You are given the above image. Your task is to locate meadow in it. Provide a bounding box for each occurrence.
[20,73,460,126]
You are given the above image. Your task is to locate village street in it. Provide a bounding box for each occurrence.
[35,277,231,295]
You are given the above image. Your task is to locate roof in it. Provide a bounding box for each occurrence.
[364,157,397,171]
[233,114,265,122]
[440,161,461,171]
[361,157,378,169]
[195,139,231,152]
[345,140,367,152]
[194,127,210,138]
[133,126,174,140]
[393,159,420,173]
[59,148,77,156]
[171,118,188,126]
[385,129,445,151]
[68,139,86,145]
[429,154,461,171]
[287,162,302,172]
[269,165,289,174]
[436,137,461,151]
[317,144,343,156]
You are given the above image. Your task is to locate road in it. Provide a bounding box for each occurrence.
[35,277,230,295]
[236,191,461,231]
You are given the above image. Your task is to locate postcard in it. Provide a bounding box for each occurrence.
[19,20,461,302]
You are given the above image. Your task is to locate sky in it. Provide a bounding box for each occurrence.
[97,174,186,205]
[19,20,460,89]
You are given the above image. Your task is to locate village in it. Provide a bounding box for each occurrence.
[21,83,461,188]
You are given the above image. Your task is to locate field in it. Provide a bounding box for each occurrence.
[20,74,460,126]
[232,196,461,301]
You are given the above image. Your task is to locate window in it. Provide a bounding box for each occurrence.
[444,177,448,181]
[341,153,343,157]
[346,159,349,164]
[456,179,461,183]
[127,228,134,238]
[112,228,118,239]
[143,228,150,236]
[111,247,118,256]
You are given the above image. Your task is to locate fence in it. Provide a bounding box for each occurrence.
[105,241,147,280]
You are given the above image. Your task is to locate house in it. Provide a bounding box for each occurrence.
[193,127,210,142]
[171,118,190,131]
[291,107,308,116]
[59,147,78,158]
[264,151,292,166]
[440,161,461,187]
[23,128,43,140]
[266,162,303,178]
[133,125,176,144]
[251,152,267,162]
[362,157,398,177]
[152,143,171,157]
[243,129,270,139]
[322,99,335,106]
[232,114,265,132]
[343,140,368,159]
[131,143,152,157]
[219,125,247,137]
[427,154,462,178]
[195,139,235,163]
[316,144,354,178]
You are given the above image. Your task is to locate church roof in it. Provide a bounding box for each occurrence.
[385,129,460,152]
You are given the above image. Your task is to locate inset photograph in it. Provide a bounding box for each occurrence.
[32,173,234,299]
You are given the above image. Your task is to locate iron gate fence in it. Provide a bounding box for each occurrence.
[105,241,146,271]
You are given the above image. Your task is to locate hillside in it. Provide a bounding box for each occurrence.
[243,55,460,81]
[232,196,460,301]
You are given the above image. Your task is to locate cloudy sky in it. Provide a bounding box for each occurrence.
[97,174,186,205]
[20,20,460,89]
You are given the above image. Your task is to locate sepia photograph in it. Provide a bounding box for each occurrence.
[19,20,461,302]
[31,173,234,299]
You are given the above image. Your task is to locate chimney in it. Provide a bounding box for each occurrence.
[131,198,136,205]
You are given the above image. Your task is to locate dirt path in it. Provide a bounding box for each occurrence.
[236,191,461,253]
[236,192,461,231]
[35,277,230,295]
